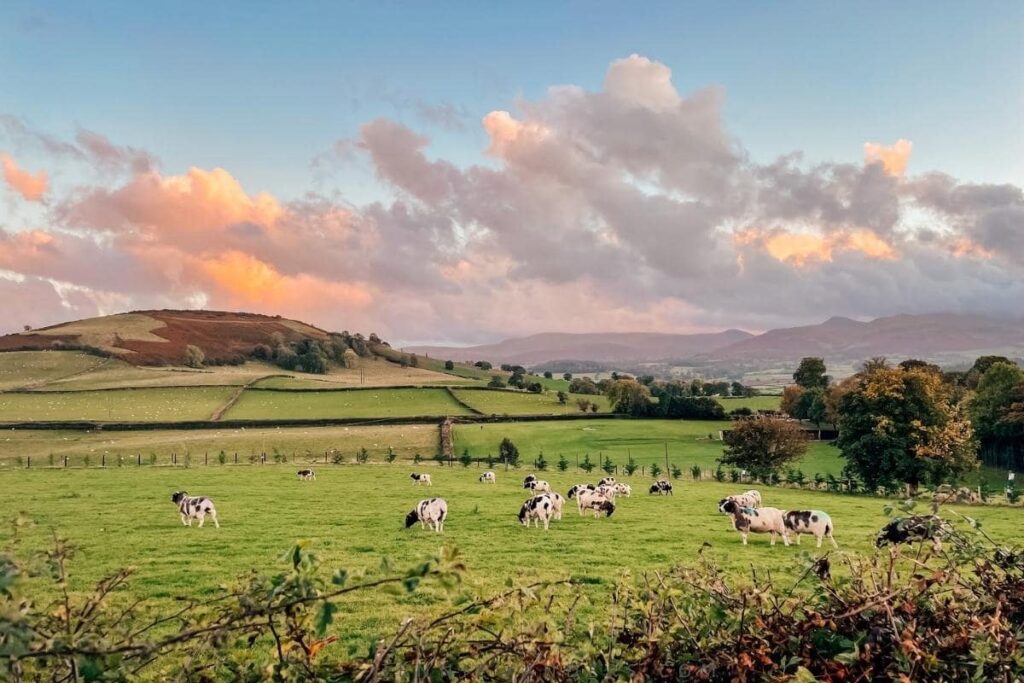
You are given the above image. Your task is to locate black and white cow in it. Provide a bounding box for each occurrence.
[479,471,496,484]
[723,489,762,509]
[410,473,432,486]
[528,479,552,493]
[648,480,673,495]
[718,499,788,546]
[297,469,316,481]
[598,476,616,487]
[784,510,838,548]
[577,489,616,518]
[171,491,220,528]
[567,483,595,499]
[519,494,556,530]
[875,516,952,549]
[523,474,538,489]
[548,492,565,520]
[405,498,448,533]
[612,483,632,497]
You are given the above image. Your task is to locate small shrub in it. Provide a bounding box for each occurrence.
[148,453,157,466]
[557,454,569,472]
[356,448,369,464]
[1007,483,1021,504]
[580,453,595,474]
[536,453,548,471]
[624,456,638,477]
[83,454,91,468]
[218,450,227,465]
[385,447,397,464]
[48,453,55,467]
[459,451,472,468]
[183,453,192,468]
[499,438,519,467]
[649,463,662,479]
[601,458,616,476]
[690,464,702,481]
[413,453,423,465]
[272,448,285,464]
[670,464,682,480]
[713,464,725,482]
[330,450,345,465]
[814,472,826,489]
[433,453,446,466]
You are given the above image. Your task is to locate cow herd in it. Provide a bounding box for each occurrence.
[169,467,959,552]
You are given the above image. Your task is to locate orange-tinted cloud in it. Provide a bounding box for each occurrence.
[482,111,550,159]
[864,139,912,176]
[1,153,48,200]
[737,228,897,266]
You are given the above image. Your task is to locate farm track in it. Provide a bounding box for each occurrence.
[209,375,289,421]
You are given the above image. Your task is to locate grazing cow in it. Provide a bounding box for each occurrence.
[567,484,595,499]
[548,492,565,520]
[528,479,552,493]
[649,480,673,495]
[519,494,556,530]
[875,516,952,549]
[410,473,432,486]
[784,510,838,548]
[171,491,220,528]
[718,500,789,546]
[724,489,762,509]
[595,484,616,500]
[577,489,616,518]
[479,471,496,484]
[612,483,632,497]
[297,469,316,481]
[598,477,616,487]
[405,498,448,533]
[523,474,537,489]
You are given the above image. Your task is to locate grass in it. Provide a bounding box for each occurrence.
[716,395,782,412]
[28,312,168,351]
[452,389,611,416]
[1,465,1021,660]
[0,424,440,464]
[224,387,474,420]
[454,419,844,475]
[0,351,108,390]
[0,387,235,422]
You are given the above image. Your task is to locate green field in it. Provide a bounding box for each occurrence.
[0,350,108,390]
[0,424,440,464]
[1,465,1020,661]
[0,386,236,422]
[454,418,844,475]
[717,394,782,411]
[224,387,473,420]
[453,389,611,415]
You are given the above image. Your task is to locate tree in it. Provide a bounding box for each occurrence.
[576,398,593,413]
[730,381,745,398]
[720,417,808,480]
[660,396,725,420]
[543,371,553,379]
[499,438,519,466]
[562,372,572,381]
[488,375,506,388]
[780,385,805,417]
[836,364,978,496]
[557,454,569,472]
[649,463,662,479]
[579,453,595,473]
[970,361,1024,468]
[184,344,205,368]
[569,377,600,395]
[793,357,829,389]
[444,360,455,371]
[556,390,568,405]
[474,360,493,370]
[526,382,543,393]
[601,457,616,475]
[605,379,653,416]
[342,348,359,369]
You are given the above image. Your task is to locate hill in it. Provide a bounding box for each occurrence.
[407,330,753,365]
[0,310,330,366]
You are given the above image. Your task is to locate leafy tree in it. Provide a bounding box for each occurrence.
[590,403,599,413]
[568,377,600,395]
[488,375,506,388]
[730,381,745,397]
[184,344,205,368]
[576,398,592,413]
[299,351,329,374]
[526,382,543,393]
[543,371,553,379]
[444,360,455,371]
[836,364,978,495]
[720,417,808,480]
[605,379,653,416]
[562,372,572,381]
[499,438,519,466]
[713,464,725,482]
[342,348,359,369]
[660,396,725,420]
[356,447,369,464]
[690,465,702,480]
[556,390,568,405]
[970,361,1024,468]
[793,357,828,389]
[966,355,1013,389]
[780,384,805,417]
[474,360,492,370]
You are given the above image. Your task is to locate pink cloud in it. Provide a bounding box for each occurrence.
[1,153,47,201]
[864,139,912,176]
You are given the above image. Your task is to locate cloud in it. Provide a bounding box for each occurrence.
[1,153,47,200]
[0,55,1021,341]
[864,139,912,176]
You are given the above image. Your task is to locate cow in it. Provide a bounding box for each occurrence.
[171,491,220,528]
[718,499,789,546]
[724,489,762,509]
[649,480,673,495]
[297,469,316,481]
[528,479,552,493]
[523,474,537,489]
[567,484,595,499]
[479,471,496,484]
[519,494,556,530]
[784,510,838,548]
[595,484,616,499]
[548,492,565,520]
[598,477,616,487]
[875,516,952,550]
[612,483,632,497]
[410,473,432,486]
[577,489,616,518]
[405,498,448,533]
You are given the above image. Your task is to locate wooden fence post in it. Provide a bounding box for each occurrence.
[234,453,238,464]
[26,456,30,469]
[137,453,141,466]
[205,452,208,465]
[101,453,105,467]
[64,455,68,468]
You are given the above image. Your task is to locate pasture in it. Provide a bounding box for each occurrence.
[1,464,1020,660]
[0,386,236,422]
[717,394,782,412]
[452,388,612,415]
[224,387,474,420]
[0,351,108,390]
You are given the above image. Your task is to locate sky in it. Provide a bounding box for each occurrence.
[1,2,1022,345]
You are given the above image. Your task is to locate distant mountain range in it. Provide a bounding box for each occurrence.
[408,314,1024,369]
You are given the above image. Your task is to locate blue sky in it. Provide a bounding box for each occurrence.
[3,1,1021,201]
[0,2,1021,342]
